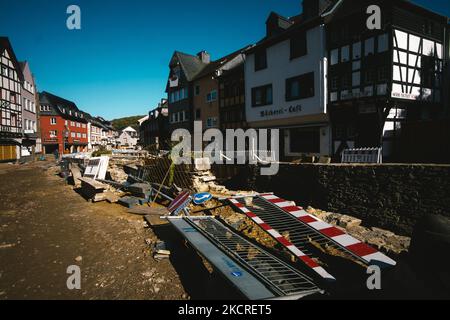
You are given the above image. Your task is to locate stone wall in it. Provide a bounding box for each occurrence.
[216,164,450,236]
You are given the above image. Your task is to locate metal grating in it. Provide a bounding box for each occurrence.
[168,216,322,299]
[243,196,348,258]
[187,217,320,297]
[230,194,396,270]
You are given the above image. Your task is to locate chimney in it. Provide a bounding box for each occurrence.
[197,51,210,64]
[302,0,332,20]
[266,12,293,37]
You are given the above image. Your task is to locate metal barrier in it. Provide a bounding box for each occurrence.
[341,147,382,164]
[228,193,396,280]
[167,216,322,300]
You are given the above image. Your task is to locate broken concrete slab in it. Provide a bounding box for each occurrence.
[194,158,211,171]
[338,215,362,229]
[118,196,142,208]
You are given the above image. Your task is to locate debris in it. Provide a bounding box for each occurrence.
[338,215,362,229]
[0,243,16,249]
[128,183,152,199]
[127,206,169,216]
[69,163,82,188]
[83,156,109,180]
[194,158,211,171]
[118,196,143,208]
[307,208,411,255]
[168,216,322,300]
[168,191,192,216]
[75,256,82,262]
[229,194,397,277]
[105,192,120,203]
[193,192,213,205]
[78,177,108,202]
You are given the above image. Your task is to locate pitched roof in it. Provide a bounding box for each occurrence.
[173,51,208,81]
[0,37,24,82]
[193,46,251,80]
[39,91,88,122]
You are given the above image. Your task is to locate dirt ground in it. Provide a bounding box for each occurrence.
[0,160,238,300]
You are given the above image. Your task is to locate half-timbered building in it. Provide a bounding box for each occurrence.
[0,37,24,162]
[326,0,448,161]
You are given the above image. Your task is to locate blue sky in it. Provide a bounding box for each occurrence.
[1,0,449,120]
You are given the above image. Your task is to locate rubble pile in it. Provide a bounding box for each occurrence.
[307,207,411,255]
[192,170,232,195]
[108,159,139,183]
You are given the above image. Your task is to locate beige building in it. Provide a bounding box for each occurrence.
[192,49,248,131]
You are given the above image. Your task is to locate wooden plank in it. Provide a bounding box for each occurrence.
[70,164,82,188]
[127,206,169,216]
[78,177,108,190]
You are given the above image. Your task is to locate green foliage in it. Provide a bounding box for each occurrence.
[111,115,145,131]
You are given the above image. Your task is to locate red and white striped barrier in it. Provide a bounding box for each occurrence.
[228,198,336,281]
[259,193,396,267]
[168,191,192,216]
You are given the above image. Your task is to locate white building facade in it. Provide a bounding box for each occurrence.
[117,126,138,148]
[245,23,330,159]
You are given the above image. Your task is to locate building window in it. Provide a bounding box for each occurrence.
[206,90,217,103]
[71,132,75,138]
[331,76,338,90]
[206,117,218,128]
[330,49,339,65]
[378,33,388,53]
[378,66,388,81]
[169,88,188,103]
[353,42,362,60]
[195,109,201,120]
[195,85,200,96]
[341,46,350,62]
[51,117,57,125]
[365,69,376,84]
[254,49,267,71]
[364,38,375,56]
[342,74,351,89]
[285,72,315,101]
[289,127,320,153]
[352,72,361,87]
[251,84,272,107]
[290,31,307,59]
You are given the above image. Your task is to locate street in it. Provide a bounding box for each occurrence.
[0,161,190,300]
